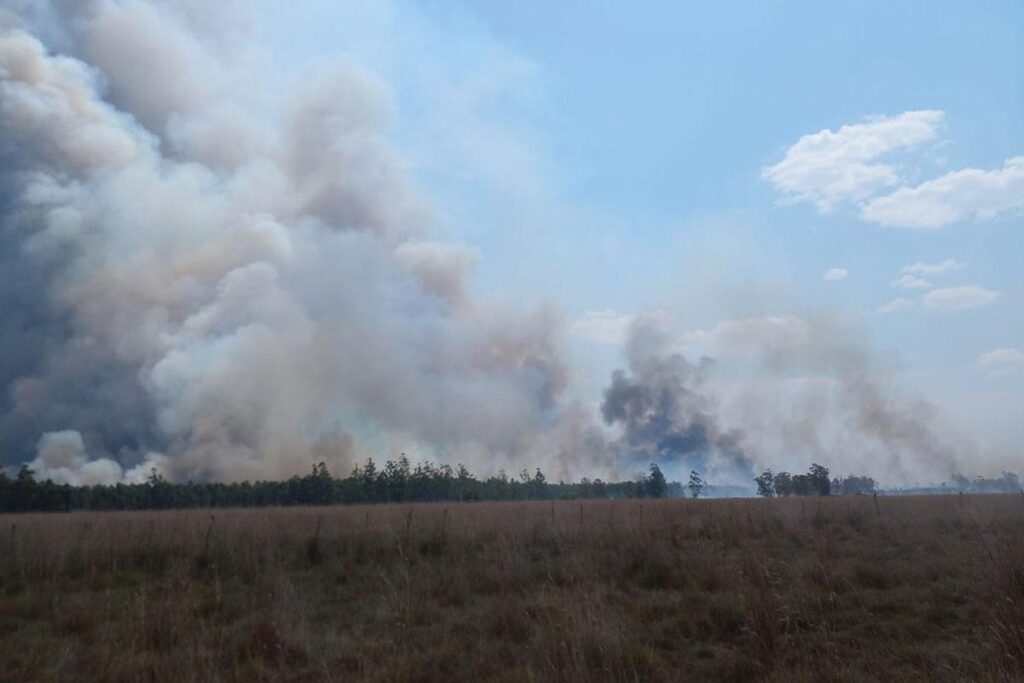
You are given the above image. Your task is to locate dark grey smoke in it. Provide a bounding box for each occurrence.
[600,320,752,481]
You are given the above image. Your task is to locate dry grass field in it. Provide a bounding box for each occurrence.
[1,495,1023,682]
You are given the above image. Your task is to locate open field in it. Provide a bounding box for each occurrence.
[2,495,1023,682]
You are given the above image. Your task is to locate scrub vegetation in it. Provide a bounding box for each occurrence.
[2,494,1022,681]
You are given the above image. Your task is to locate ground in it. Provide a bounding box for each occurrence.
[1,495,1022,681]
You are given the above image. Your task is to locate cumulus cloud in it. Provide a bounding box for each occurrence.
[891,274,931,290]
[822,267,848,282]
[891,259,966,290]
[862,156,1024,228]
[875,298,915,315]
[763,110,944,213]
[922,286,1000,311]
[978,348,1024,375]
[902,259,967,277]
[766,110,1023,230]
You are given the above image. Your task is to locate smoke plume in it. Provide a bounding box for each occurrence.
[0,1,568,482]
[0,2,977,488]
[712,312,962,483]
[600,319,752,481]
[671,311,964,483]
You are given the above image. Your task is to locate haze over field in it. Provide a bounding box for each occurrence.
[0,1,1020,486]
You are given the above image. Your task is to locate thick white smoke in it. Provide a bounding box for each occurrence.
[681,312,965,483]
[0,1,982,488]
[27,429,164,485]
[0,1,570,482]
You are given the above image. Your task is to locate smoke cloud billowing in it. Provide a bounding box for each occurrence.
[682,313,963,482]
[601,319,752,481]
[0,1,977,487]
[0,1,570,483]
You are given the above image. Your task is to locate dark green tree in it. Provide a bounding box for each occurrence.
[687,471,704,499]
[645,463,667,498]
[529,468,548,500]
[755,469,775,497]
[773,471,793,497]
[835,475,876,495]
[808,463,831,496]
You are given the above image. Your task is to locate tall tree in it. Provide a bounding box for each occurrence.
[755,469,775,497]
[773,471,793,497]
[646,463,667,498]
[808,463,831,496]
[687,471,704,499]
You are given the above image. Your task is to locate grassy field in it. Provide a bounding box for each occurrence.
[1,494,1022,682]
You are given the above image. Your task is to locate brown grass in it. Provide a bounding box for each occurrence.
[1,494,1021,682]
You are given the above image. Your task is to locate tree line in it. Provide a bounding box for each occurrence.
[0,459,682,513]
[754,463,847,497]
[753,464,1022,497]
[2,457,1018,513]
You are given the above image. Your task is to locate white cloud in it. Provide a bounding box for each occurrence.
[822,267,848,282]
[979,348,1024,375]
[763,110,944,213]
[570,309,635,345]
[902,259,967,276]
[891,274,931,290]
[875,297,915,314]
[862,156,1024,228]
[922,286,1000,311]
[891,259,966,290]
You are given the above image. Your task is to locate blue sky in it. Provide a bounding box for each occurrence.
[253,0,1023,471]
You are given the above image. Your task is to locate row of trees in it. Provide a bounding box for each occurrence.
[754,464,836,497]
[753,465,1023,498]
[949,472,1020,493]
[754,464,880,497]
[0,459,680,513]
[5,457,1017,512]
